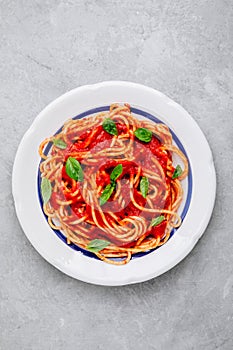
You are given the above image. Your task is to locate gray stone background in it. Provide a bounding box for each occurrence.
[1,0,233,349]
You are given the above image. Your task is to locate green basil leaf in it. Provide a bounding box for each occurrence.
[140,176,149,198]
[53,138,67,149]
[99,183,115,206]
[172,165,183,179]
[151,215,165,227]
[134,128,152,142]
[102,118,118,136]
[41,177,52,204]
[110,164,123,182]
[65,157,84,181]
[86,239,110,253]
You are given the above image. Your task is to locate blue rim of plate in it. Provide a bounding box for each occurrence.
[37,106,193,261]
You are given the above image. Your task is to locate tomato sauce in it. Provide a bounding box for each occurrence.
[58,123,171,245]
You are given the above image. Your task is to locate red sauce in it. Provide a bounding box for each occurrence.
[57,123,172,245]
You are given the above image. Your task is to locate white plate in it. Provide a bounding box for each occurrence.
[12,81,216,286]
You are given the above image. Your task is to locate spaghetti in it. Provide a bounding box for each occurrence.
[39,104,188,265]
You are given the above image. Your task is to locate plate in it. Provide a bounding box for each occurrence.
[12,81,216,286]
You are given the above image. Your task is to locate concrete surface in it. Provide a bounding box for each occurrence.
[1,1,233,349]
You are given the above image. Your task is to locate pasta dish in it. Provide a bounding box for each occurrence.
[39,104,188,265]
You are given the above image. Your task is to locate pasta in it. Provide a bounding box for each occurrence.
[39,103,188,265]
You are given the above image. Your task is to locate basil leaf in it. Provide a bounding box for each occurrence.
[134,128,152,142]
[172,165,183,179]
[99,183,115,206]
[99,165,122,205]
[140,176,149,198]
[41,177,52,204]
[102,118,118,136]
[151,215,165,227]
[86,239,110,252]
[65,157,84,181]
[110,164,123,182]
[53,138,67,149]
